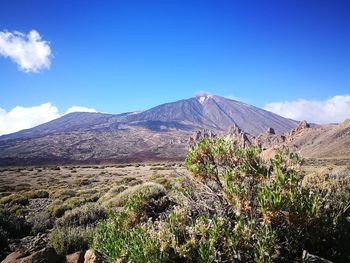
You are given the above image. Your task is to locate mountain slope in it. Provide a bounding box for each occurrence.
[0,95,299,165]
[285,120,350,159]
[125,95,298,134]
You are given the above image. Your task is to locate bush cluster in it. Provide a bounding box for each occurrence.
[49,203,106,255]
[93,137,350,262]
[50,225,94,255]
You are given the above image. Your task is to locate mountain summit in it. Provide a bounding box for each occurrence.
[121,94,297,134]
[0,95,298,165]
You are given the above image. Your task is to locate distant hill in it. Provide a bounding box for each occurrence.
[254,119,350,160]
[284,119,350,159]
[0,95,299,165]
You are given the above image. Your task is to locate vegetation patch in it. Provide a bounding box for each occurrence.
[56,203,106,228]
[93,138,350,262]
[50,225,94,255]
[100,182,166,207]
[0,194,29,206]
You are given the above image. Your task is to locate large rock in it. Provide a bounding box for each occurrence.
[66,251,85,263]
[1,248,62,263]
[20,247,61,263]
[83,250,102,263]
[1,251,24,263]
[287,120,310,140]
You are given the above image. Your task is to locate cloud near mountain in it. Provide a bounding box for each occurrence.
[0,30,51,72]
[264,95,350,124]
[0,103,96,136]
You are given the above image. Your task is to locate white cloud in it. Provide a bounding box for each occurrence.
[0,30,52,72]
[264,95,350,124]
[65,106,97,114]
[195,90,212,97]
[0,103,59,135]
[0,103,97,136]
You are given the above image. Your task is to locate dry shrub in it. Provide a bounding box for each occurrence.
[101,182,165,207]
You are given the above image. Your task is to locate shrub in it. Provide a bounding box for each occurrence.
[94,194,172,262]
[93,137,350,262]
[0,194,29,206]
[47,200,71,218]
[0,227,8,251]
[27,211,53,235]
[72,178,91,186]
[98,185,128,205]
[9,204,28,216]
[50,225,93,255]
[117,177,142,186]
[26,190,49,199]
[101,182,165,207]
[50,189,76,200]
[0,207,31,238]
[56,203,106,228]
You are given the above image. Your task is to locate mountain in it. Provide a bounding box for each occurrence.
[0,95,299,165]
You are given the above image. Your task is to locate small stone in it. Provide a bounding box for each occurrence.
[266,127,275,134]
[302,250,333,263]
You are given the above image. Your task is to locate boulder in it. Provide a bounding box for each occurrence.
[1,251,24,263]
[66,251,85,263]
[84,250,102,263]
[20,247,61,263]
[2,248,62,263]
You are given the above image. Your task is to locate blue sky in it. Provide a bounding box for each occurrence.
[1,0,350,134]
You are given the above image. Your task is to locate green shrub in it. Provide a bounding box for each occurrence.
[50,189,76,200]
[94,194,172,262]
[0,207,31,238]
[93,137,350,262]
[117,177,142,186]
[101,182,165,207]
[0,194,29,206]
[47,200,71,218]
[72,178,91,186]
[26,190,49,199]
[27,211,53,235]
[98,185,128,204]
[64,196,88,208]
[9,204,28,216]
[56,203,106,228]
[50,225,93,255]
[0,227,8,251]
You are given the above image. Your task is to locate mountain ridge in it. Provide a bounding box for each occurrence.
[0,95,298,140]
[0,95,300,165]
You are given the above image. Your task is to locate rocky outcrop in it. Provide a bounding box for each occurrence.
[287,120,310,141]
[253,127,285,150]
[189,129,216,147]
[226,124,251,148]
